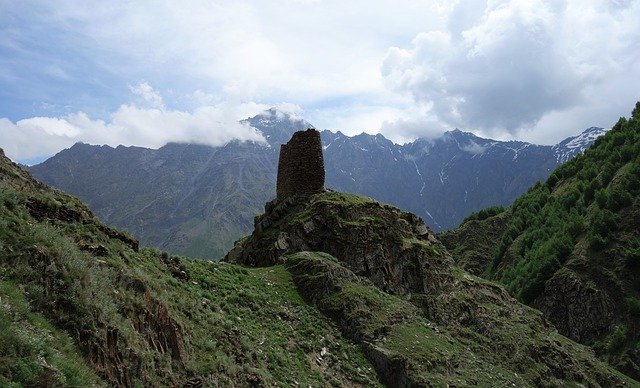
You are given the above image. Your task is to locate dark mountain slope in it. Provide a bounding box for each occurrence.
[29,110,604,259]
[400,130,558,229]
[442,102,640,379]
[31,141,278,259]
[0,148,381,386]
[28,109,314,259]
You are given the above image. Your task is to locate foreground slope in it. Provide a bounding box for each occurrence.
[442,102,640,379]
[226,191,635,386]
[0,149,380,386]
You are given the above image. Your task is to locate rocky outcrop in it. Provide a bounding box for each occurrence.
[227,190,635,386]
[228,114,638,383]
[283,252,424,386]
[225,191,445,296]
[276,128,325,199]
[534,268,617,343]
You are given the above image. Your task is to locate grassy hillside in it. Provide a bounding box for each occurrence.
[442,102,640,378]
[2,139,638,385]
[226,190,635,386]
[0,149,379,386]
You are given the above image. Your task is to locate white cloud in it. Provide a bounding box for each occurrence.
[129,81,164,108]
[17,116,82,137]
[0,118,74,162]
[382,0,640,142]
[0,84,268,161]
[460,141,488,155]
[26,1,443,108]
[382,1,581,132]
[1,0,639,151]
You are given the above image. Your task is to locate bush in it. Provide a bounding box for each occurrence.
[566,213,584,237]
[627,297,640,317]
[462,205,506,223]
[546,173,559,189]
[626,247,640,269]
[595,189,608,208]
[583,181,597,203]
[606,187,633,211]
[590,208,618,236]
[561,188,581,209]
[607,326,628,353]
[588,233,609,251]
[599,163,617,187]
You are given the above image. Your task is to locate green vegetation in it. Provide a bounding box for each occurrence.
[440,209,510,275]
[448,102,640,378]
[488,106,640,299]
[0,150,380,386]
[283,252,633,387]
[3,127,639,386]
[462,205,506,223]
[0,280,100,387]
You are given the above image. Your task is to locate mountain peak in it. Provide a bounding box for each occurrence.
[244,109,313,146]
[553,126,608,163]
[257,107,309,125]
[444,128,482,141]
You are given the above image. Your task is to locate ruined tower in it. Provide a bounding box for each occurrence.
[276,128,325,200]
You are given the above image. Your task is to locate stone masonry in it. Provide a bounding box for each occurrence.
[276,128,325,199]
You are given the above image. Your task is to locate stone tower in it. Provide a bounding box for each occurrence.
[276,128,325,200]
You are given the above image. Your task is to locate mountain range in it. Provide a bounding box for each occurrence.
[29,108,606,259]
[1,129,636,385]
[1,102,638,386]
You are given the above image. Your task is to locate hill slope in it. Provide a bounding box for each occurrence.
[0,148,381,386]
[28,109,603,259]
[442,102,640,378]
[2,147,636,386]
[224,190,635,386]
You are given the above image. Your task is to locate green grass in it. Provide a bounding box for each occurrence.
[0,280,101,387]
[132,255,381,386]
[282,251,636,387]
[0,165,380,386]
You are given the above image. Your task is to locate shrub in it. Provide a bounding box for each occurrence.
[607,326,628,353]
[626,297,640,317]
[462,206,505,223]
[626,247,640,269]
[595,189,608,208]
[546,173,559,189]
[606,187,633,211]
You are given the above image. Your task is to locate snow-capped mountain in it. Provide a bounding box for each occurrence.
[29,109,606,258]
[552,127,608,163]
[243,107,313,146]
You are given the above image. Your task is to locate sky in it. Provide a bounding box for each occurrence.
[1,0,639,163]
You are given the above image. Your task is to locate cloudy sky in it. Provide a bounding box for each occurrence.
[1,0,639,163]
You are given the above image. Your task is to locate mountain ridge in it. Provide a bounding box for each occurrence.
[2,144,637,385]
[28,109,605,258]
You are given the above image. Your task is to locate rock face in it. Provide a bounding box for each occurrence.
[226,192,444,296]
[276,128,325,200]
[534,269,617,343]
